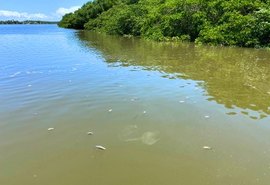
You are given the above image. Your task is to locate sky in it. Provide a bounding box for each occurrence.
[0,0,90,21]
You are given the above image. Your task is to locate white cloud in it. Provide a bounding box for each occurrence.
[56,6,80,16]
[0,10,48,20]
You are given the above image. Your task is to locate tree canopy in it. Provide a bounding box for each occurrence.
[58,0,270,48]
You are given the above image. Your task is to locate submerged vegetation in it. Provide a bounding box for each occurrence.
[58,0,270,47]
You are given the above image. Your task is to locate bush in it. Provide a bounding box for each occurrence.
[58,0,270,48]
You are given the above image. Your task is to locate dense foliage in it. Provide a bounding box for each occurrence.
[58,0,270,47]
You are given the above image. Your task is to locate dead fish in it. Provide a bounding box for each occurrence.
[95,145,106,150]
[131,97,139,102]
[87,131,93,135]
[204,115,210,119]
[108,109,112,112]
[203,146,212,150]
[48,128,54,131]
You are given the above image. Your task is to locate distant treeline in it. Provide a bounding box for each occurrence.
[0,20,58,24]
[58,0,270,48]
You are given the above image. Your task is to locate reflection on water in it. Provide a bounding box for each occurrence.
[78,31,270,120]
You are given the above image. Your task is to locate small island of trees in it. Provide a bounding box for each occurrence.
[58,0,270,48]
[0,20,58,25]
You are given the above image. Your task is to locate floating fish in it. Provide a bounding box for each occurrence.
[87,131,93,135]
[95,145,106,150]
[203,146,212,150]
[48,128,54,131]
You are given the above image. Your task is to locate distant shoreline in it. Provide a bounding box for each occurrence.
[0,20,59,25]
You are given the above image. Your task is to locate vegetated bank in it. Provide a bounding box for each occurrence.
[58,0,270,48]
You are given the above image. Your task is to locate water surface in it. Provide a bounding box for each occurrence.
[1,25,270,185]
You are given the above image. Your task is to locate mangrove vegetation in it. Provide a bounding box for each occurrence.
[58,0,270,48]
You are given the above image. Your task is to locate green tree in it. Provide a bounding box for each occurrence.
[58,0,270,48]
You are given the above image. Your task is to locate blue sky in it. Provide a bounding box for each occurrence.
[0,0,90,21]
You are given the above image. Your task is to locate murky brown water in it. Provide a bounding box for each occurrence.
[1,25,270,185]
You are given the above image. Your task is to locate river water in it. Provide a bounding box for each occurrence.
[1,25,270,185]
